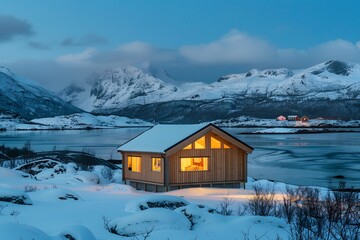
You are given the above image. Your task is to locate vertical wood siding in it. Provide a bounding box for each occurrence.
[123,152,164,184]
[167,132,246,185]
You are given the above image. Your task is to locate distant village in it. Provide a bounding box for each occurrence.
[276,115,309,122]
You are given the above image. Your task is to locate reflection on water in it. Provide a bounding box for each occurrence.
[0,128,359,188]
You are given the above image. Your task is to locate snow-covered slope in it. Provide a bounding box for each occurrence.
[0,67,81,120]
[58,61,360,122]
[58,66,178,112]
[0,165,302,240]
[0,113,152,130]
[30,113,152,129]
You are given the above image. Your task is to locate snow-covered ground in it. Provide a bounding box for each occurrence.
[0,113,152,131]
[214,116,360,128]
[0,164,302,240]
[2,112,360,132]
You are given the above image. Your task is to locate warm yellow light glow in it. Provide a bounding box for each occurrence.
[183,144,192,150]
[152,158,161,172]
[128,156,141,172]
[211,137,221,149]
[180,157,208,171]
[194,136,206,149]
[224,143,231,149]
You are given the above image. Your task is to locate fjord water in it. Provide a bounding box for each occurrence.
[0,128,359,188]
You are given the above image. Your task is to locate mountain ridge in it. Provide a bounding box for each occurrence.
[0,67,82,120]
[57,60,360,122]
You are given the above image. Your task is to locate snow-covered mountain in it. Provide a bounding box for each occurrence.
[58,61,360,122]
[58,66,178,112]
[0,67,82,119]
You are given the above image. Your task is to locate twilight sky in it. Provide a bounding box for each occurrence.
[1,0,360,91]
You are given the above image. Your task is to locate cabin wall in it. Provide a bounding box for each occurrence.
[167,132,247,185]
[122,152,164,185]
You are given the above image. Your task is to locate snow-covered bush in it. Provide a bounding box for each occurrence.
[73,171,100,184]
[0,223,51,240]
[111,169,122,183]
[125,195,189,212]
[0,189,32,205]
[32,188,82,202]
[106,208,191,237]
[175,204,218,229]
[24,185,38,192]
[65,162,78,174]
[59,225,96,240]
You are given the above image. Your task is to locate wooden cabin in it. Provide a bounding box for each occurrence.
[301,116,309,122]
[287,115,299,121]
[117,123,253,192]
[276,115,287,121]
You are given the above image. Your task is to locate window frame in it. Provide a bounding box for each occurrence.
[194,136,206,149]
[151,157,162,172]
[180,156,209,172]
[127,155,141,172]
[210,136,222,149]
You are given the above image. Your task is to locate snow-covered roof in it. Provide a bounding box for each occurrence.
[117,124,208,153]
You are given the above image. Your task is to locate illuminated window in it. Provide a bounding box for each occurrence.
[211,137,221,149]
[194,136,206,149]
[180,157,208,171]
[183,144,192,150]
[224,143,231,149]
[128,156,141,172]
[152,158,161,172]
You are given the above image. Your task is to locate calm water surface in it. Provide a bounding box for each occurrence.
[1,128,359,188]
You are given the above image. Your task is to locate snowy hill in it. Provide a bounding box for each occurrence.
[59,61,360,122]
[30,113,153,129]
[0,67,81,120]
[0,113,152,130]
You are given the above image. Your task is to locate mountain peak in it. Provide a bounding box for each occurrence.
[0,66,14,77]
[310,60,354,76]
[0,67,81,119]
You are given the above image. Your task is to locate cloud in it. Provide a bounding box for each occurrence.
[180,30,276,64]
[0,15,33,42]
[27,41,50,50]
[180,30,360,70]
[56,48,96,64]
[91,41,177,65]
[308,39,360,63]
[61,34,107,47]
[4,30,360,92]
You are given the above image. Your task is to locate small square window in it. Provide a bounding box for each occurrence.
[128,156,141,172]
[152,158,161,172]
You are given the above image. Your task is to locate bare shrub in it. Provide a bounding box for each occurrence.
[217,194,234,216]
[323,189,360,240]
[102,216,117,234]
[288,186,360,240]
[281,185,298,224]
[288,187,325,240]
[237,202,247,216]
[247,183,277,216]
[24,185,38,192]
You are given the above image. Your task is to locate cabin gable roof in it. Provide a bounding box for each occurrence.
[164,124,253,155]
[117,123,253,154]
